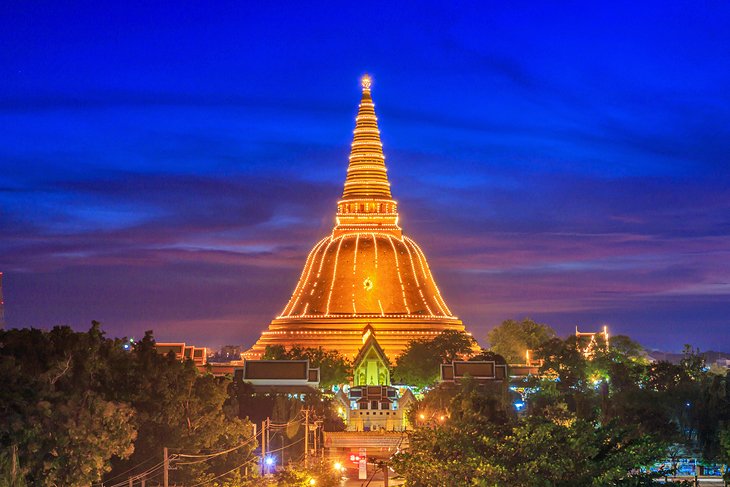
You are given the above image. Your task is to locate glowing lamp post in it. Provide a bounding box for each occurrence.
[264,455,275,474]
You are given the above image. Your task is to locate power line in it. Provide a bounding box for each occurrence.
[175,430,262,465]
[102,460,166,487]
[263,435,305,456]
[267,412,305,428]
[184,452,260,487]
[96,416,300,485]
[187,437,307,487]
[92,455,158,486]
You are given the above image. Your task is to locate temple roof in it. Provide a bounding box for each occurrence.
[352,328,390,371]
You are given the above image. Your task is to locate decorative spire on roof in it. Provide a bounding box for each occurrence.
[334,75,401,237]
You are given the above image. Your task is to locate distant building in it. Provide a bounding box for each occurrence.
[155,342,207,366]
[646,350,730,367]
[220,345,242,359]
[207,345,244,365]
[575,325,609,358]
[715,358,730,369]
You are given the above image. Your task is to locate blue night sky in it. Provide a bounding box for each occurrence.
[2,2,729,351]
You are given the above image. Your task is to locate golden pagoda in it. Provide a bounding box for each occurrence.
[245,75,465,359]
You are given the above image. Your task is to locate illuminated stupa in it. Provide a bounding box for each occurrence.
[245,75,465,359]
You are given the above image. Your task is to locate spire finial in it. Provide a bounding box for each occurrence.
[334,73,400,237]
[361,74,372,91]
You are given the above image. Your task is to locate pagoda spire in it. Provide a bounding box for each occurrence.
[342,74,392,200]
[334,75,401,237]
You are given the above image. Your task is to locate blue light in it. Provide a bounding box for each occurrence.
[265,456,275,466]
[514,401,526,411]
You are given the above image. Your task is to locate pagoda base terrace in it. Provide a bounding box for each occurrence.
[244,316,465,359]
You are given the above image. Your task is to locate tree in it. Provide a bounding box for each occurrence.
[393,331,476,388]
[262,344,287,360]
[395,401,668,486]
[268,459,341,487]
[486,318,556,364]
[104,330,257,485]
[0,324,258,486]
[609,334,648,363]
[0,324,137,486]
[262,345,351,388]
[721,426,730,481]
[286,346,352,388]
[394,347,671,487]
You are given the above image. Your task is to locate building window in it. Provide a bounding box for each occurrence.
[371,400,378,410]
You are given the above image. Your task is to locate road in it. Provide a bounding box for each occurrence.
[339,467,405,487]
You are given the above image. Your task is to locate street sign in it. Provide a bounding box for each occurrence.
[358,448,367,480]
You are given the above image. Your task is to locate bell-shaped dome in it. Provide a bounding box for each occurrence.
[245,76,465,359]
[280,234,454,318]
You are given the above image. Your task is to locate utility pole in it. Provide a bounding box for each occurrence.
[163,446,169,487]
[304,408,310,467]
[11,444,17,482]
[312,421,317,458]
[261,419,267,475]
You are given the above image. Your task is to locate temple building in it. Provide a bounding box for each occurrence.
[246,76,466,359]
[334,330,415,432]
